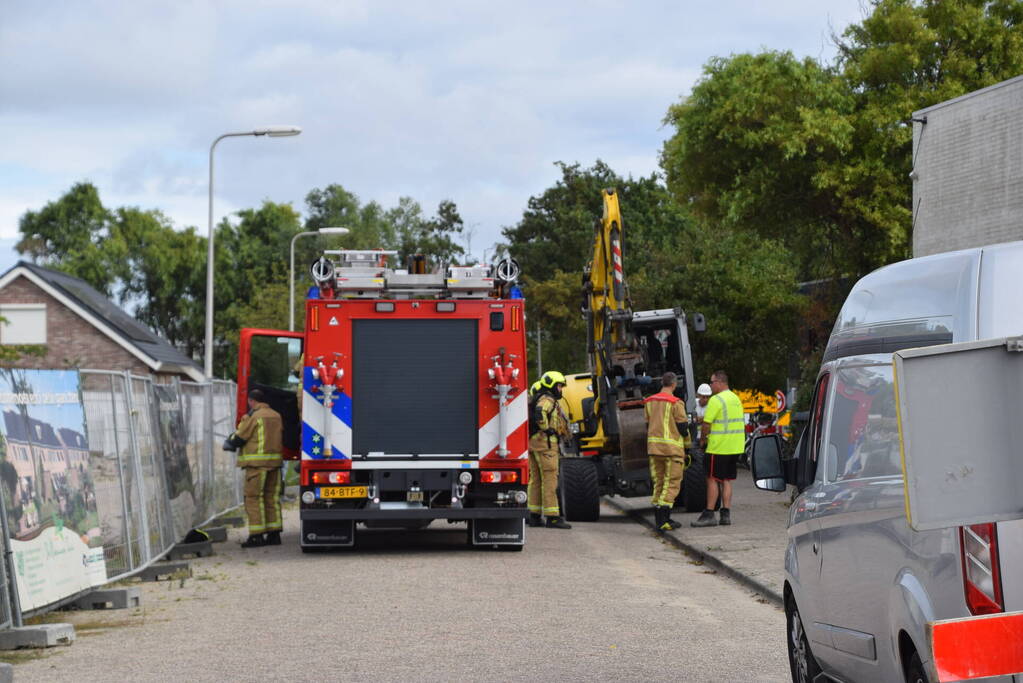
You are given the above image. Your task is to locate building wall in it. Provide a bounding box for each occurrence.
[0,275,152,375]
[913,75,1023,257]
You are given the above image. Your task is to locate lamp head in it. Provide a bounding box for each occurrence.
[254,126,302,137]
[318,227,349,235]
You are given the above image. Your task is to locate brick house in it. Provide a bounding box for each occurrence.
[0,261,203,381]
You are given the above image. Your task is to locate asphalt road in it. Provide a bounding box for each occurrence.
[15,503,789,682]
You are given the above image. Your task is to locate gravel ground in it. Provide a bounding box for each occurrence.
[12,502,789,682]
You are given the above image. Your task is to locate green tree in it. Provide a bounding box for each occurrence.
[833,0,1023,260]
[662,0,1023,282]
[304,184,397,251]
[16,182,118,296]
[392,198,465,266]
[502,161,625,282]
[502,160,804,390]
[661,51,861,280]
[109,207,206,357]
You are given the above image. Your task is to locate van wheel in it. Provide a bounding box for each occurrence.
[680,453,707,512]
[786,597,823,683]
[560,458,600,521]
[906,652,929,683]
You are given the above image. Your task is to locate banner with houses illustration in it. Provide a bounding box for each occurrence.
[0,370,106,611]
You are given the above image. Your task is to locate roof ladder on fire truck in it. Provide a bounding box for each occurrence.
[308,249,521,300]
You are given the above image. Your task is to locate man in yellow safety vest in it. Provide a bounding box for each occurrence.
[692,370,745,527]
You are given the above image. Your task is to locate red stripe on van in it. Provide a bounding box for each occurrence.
[930,610,1023,681]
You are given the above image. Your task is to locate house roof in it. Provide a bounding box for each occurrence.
[58,427,87,450]
[3,410,63,447]
[0,261,204,381]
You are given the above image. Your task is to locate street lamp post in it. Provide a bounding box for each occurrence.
[205,126,301,378]
[290,227,349,331]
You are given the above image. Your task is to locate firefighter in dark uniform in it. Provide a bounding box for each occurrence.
[527,371,572,529]
[224,388,284,547]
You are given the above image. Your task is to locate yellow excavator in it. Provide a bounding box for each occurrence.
[558,189,707,520]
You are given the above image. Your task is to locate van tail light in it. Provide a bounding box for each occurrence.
[311,471,351,485]
[479,470,518,484]
[960,523,1003,615]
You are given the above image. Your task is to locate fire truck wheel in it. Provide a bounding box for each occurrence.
[560,458,600,522]
[680,452,708,513]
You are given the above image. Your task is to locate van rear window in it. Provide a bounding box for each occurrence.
[826,364,901,482]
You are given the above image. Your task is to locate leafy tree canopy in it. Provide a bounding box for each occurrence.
[662,0,1023,282]
[501,160,804,391]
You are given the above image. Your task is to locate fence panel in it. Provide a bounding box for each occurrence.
[211,381,241,515]
[0,370,240,619]
[79,372,137,579]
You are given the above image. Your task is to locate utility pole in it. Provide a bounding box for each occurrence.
[536,322,543,377]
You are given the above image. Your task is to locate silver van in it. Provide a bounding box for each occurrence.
[752,241,1023,683]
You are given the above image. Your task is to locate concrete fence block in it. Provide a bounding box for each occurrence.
[166,540,214,560]
[216,515,245,528]
[202,526,228,543]
[70,587,141,610]
[0,623,75,650]
[138,561,191,582]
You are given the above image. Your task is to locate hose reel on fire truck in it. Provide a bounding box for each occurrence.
[310,256,335,286]
[494,258,520,283]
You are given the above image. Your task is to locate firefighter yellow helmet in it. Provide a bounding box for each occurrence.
[539,371,567,389]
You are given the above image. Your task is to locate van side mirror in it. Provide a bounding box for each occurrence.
[751,434,787,492]
[691,312,706,333]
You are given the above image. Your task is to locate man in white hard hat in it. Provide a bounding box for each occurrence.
[694,383,713,423]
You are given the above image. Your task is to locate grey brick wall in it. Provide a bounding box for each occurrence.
[912,75,1023,257]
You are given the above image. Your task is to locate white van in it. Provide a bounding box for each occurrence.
[752,241,1023,683]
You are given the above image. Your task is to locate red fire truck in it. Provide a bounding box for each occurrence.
[235,249,529,551]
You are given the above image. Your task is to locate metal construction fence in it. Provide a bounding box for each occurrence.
[0,370,241,628]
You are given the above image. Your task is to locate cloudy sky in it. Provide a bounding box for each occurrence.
[0,1,866,269]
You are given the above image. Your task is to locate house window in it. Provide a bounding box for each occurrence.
[0,304,47,344]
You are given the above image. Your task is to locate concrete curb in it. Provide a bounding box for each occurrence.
[603,497,784,608]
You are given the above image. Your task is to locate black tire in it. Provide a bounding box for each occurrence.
[786,597,823,683]
[905,652,929,683]
[680,452,708,512]
[560,458,601,522]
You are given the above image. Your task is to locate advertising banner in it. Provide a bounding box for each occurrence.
[0,370,106,611]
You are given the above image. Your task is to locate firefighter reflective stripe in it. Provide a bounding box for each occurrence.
[237,452,283,462]
[648,403,685,448]
[707,390,745,454]
[257,420,265,454]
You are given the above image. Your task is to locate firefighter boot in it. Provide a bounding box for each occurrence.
[545,516,572,529]
[654,506,669,532]
[691,509,719,527]
[662,507,682,530]
[527,513,544,528]
[265,531,282,545]
[240,534,266,548]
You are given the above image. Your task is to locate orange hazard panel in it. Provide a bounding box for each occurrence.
[930,610,1023,681]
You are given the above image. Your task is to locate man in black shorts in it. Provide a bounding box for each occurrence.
[692,370,745,527]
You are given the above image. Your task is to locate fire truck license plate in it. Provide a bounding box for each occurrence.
[317,486,368,499]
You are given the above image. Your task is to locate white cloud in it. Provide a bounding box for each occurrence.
[0,0,868,254]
